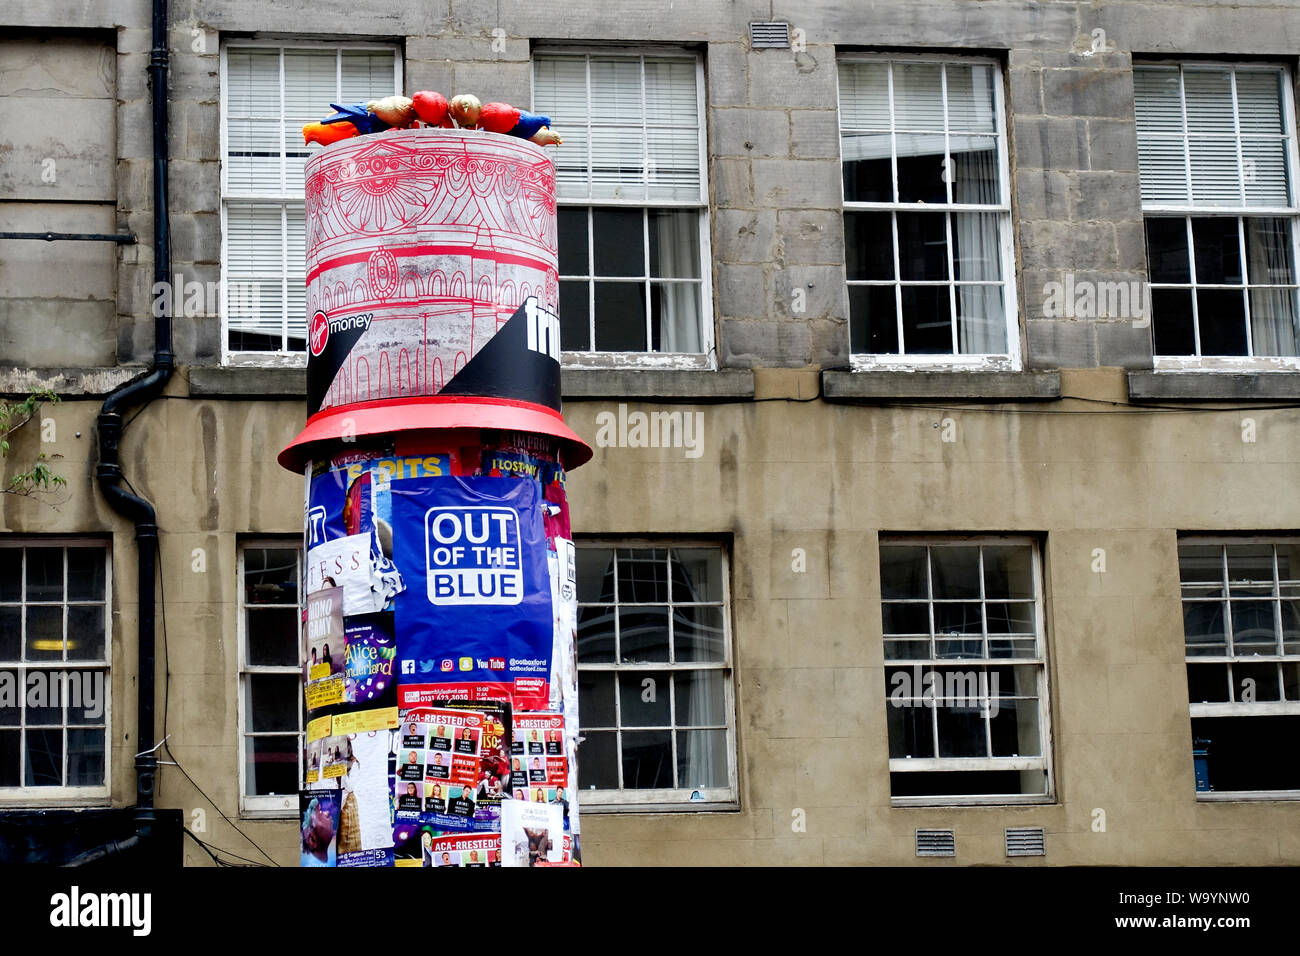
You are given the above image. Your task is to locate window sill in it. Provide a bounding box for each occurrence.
[579,800,740,814]
[1195,791,1300,803]
[188,366,307,398]
[0,366,144,398]
[823,369,1061,402]
[561,367,754,401]
[0,794,111,808]
[890,795,1056,808]
[1128,369,1300,401]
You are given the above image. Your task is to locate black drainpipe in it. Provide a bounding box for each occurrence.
[95,0,174,855]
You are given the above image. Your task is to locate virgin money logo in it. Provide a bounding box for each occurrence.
[309,310,329,356]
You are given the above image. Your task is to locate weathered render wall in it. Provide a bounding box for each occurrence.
[1,0,1299,865]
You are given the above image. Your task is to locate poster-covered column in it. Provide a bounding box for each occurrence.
[282,128,590,867]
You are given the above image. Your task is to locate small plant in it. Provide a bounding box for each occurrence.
[1,390,67,496]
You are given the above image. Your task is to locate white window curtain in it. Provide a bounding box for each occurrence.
[653,210,702,353]
[1247,218,1300,355]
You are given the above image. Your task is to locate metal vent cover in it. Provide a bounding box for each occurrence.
[749,22,791,49]
[1005,826,1046,857]
[915,828,956,857]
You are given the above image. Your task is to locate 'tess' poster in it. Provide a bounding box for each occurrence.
[390,477,553,709]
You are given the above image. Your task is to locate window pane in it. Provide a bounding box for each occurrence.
[886,696,934,758]
[901,285,953,353]
[1183,601,1228,655]
[1196,288,1249,355]
[1151,288,1197,355]
[930,547,980,598]
[559,280,590,351]
[619,671,670,726]
[893,62,944,129]
[557,207,589,276]
[1227,544,1276,594]
[0,675,17,725]
[841,132,893,202]
[25,606,64,662]
[1189,137,1242,205]
[676,729,727,789]
[25,671,60,726]
[648,210,699,279]
[849,285,899,354]
[577,605,615,663]
[66,548,105,601]
[882,603,930,636]
[933,602,983,637]
[67,728,105,787]
[1233,661,1281,701]
[951,137,1000,205]
[65,670,106,726]
[620,730,673,789]
[673,606,725,663]
[618,606,669,663]
[649,282,702,353]
[1190,715,1300,791]
[0,730,18,787]
[670,548,722,603]
[983,545,1034,598]
[896,136,948,204]
[1231,601,1279,655]
[617,548,668,602]
[0,550,18,602]
[935,703,987,757]
[845,211,895,280]
[838,60,891,129]
[1192,218,1243,284]
[577,548,614,602]
[989,697,1040,757]
[945,64,997,133]
[246,607,299,667]
[1187,662,1230,702]
[66,605,105,661]
[881,546,928,599]
[592,282,646,351]
[0,606,19,661]
[577,730,618,789]
[674,671,725,726]
[245,547,298,605]
[26,548,62,602]
[951,212,1001,282]
[985,602,1036,636]
[1146,218,1192,283]
[592,209,644,277]
[1180,544,1224,585]
[578,670,615,726]
[245,734,298,796]
[24,727,62,786]
[246,674,299,733]
[1241,137,1290,206]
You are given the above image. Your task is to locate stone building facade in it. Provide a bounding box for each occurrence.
[2,0,1299,865]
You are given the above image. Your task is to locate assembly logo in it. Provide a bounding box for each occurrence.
[309,310,373,357]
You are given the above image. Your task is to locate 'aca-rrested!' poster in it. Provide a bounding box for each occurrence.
[391,476,554,709]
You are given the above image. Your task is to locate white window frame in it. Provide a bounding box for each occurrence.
[237,539,304,817]
[219,39,402,368]
[1180,535,1300,802]
[878,536,1053,808]
[575,540,737,812]
[1138,60,1300,371]
[837,52,1021,372]
[0,539,111,807]
[532,46,716,371]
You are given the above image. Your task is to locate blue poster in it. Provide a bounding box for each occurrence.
[390,476,553,707]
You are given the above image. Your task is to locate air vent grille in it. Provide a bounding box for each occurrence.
[749,22,791,49]
[915,828,956,857]
[1005,827,1046,857]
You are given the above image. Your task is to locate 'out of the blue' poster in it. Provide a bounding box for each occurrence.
[390,476,552,692]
